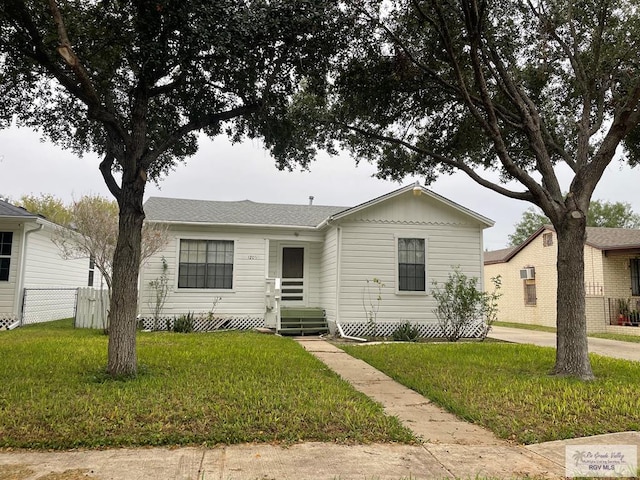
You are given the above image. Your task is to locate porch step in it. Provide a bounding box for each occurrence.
[279,308,328,336]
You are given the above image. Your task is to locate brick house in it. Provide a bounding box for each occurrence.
[484,225,640,335]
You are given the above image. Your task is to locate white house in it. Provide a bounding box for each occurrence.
[139,184,494,337]
[0,200,97,328]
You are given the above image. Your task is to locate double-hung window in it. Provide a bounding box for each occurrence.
[397,237,426,292]
[178,239,234,289]
[0,232,12,281]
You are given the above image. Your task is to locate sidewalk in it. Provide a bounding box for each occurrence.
[488,325,640,362]
[0,336,638,479]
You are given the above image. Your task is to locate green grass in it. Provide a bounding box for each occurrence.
[341,342,640,444]
[0,319,413,449]
[493,321,557,333]
[589,332,640,343]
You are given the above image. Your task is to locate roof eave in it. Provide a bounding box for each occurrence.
[147,219,321,230]
[328,184,494,227]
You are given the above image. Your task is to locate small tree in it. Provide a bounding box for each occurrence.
[53,195,168,298]
[362,277,384,337]
[432,267,501,342]
[147,256,169,331]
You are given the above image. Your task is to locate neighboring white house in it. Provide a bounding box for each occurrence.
[0,199,97,328]
[139,184,494,337]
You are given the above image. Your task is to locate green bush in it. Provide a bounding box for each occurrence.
[173,312,194,333]
[432,267,501,342]
[392,321,420,342]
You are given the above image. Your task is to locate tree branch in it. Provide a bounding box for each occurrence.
[339,121,534,202]
[140,103,262,169]
[99,152,122,200]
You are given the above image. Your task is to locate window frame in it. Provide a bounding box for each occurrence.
[542,232,553,247]
[88,255,95,287]
[524,279,537,306]
[394,234,427,295]
[631,258,640,297]
[0,231,13,282]
[176,238,236,291]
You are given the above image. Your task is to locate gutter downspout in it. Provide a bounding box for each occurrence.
[336,321,367,342]
[335,226,341,331]
[16,221,44,325]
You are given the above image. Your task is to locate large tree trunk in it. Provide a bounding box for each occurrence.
[107,176,145,377]
[551,214,594,380]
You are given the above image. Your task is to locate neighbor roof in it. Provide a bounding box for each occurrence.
[484,224,640,264]
[144,197,348,228]
[483,246,517,265]
[585,226,640,251]
[0,199,37,218]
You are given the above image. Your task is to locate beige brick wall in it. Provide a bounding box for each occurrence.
[485,229,606,330]
[602,254,634,298]
[485,228,558,327]
[585,296,607,333]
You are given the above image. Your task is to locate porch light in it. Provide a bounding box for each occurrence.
[412,181,422,196]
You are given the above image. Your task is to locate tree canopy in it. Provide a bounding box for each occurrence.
[509,200,640,246]
[296,0,640,380]
[0,0,348,376]
[16,193,72,225]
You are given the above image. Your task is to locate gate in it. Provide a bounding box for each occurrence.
[21,288,78,325]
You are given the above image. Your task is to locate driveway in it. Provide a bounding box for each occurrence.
[489,325,640,362]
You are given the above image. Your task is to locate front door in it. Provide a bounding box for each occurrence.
[281,246,305,305]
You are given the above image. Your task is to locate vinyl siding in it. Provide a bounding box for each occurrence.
[319,227,338,323]
[0,223,22,317]
[334,191,486,325]
[138,225,325,317]
[22,225,93,288]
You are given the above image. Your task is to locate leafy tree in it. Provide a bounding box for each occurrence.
[17,193,72,226]
[0,1,346,376]
[588,200,640,229]
[53,195,168,298]
[298,0,640,379]
[507,208,550,247]
[509,201,640,246]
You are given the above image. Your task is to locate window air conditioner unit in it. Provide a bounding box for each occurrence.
[519,267,535,280]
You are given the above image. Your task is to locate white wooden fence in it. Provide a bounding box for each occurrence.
[75,288,109,329]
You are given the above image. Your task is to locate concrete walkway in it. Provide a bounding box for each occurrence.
[488,325,640,362]
[1,336,638,479]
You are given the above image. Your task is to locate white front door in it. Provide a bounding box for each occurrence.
[280,246,306,305]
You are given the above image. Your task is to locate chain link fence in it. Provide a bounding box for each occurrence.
[21,288,78,325]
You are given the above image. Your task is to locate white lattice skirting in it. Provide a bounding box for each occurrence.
[0,316,18,330]
[339,321,485,338]
[139,316,265,332]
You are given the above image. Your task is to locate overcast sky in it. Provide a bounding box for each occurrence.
[1,125,638,251]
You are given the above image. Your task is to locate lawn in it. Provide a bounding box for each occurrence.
[341,342,640,444]
[0,320,413,449]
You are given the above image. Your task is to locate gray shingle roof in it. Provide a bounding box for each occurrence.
[0,199,37,218]
[484,246,517,264]
[144,197,349,227]
[586,226,640,250]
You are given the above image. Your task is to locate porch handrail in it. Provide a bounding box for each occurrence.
[265,277,282,331]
